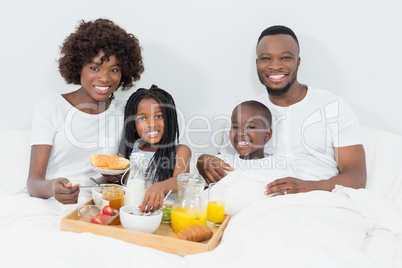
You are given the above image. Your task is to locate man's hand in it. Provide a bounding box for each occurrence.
[196,154,234,184]
[52,178,80,204]
[265,177,318,196]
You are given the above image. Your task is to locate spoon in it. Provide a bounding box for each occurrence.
[90,177,102,186]
[160,190,172,210]
[84,177,108,190]
[160,190,173,223]
[163,190,172,203]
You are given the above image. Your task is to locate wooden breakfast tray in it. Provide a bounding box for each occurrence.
[61,199,231,255]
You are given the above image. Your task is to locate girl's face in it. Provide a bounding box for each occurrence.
[135,98,165,150]
[80,50,122,102]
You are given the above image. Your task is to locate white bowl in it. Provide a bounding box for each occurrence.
[91,186,104,206]
[120,205,162,233]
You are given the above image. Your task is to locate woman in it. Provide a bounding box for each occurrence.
[27,18,144,204]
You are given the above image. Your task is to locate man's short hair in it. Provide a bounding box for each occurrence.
[257,25,299,53]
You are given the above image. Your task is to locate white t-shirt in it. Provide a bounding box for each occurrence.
[220,86,362,181]
[214,153,293,215]
[216,153,292,178]
[31,94,126,186]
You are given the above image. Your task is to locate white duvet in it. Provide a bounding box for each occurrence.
[0,183,401,268]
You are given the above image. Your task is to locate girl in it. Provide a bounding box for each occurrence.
[27,19,144,204]
[120,85,191,212]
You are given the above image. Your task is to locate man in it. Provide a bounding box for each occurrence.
[197,25,366,196]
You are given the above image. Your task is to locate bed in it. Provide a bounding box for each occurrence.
[0,126,401,267]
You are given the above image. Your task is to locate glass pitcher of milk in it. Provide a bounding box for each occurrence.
[124,153,151,206]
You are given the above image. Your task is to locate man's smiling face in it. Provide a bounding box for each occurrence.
[256,34,300,96]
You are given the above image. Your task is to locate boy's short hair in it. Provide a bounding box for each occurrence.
[233,100,272,128]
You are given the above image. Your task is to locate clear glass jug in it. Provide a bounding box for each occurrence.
[171,173,208,232]
[123,153,151,206]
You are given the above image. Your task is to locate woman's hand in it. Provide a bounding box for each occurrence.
[265,177,318,196]
[51,178,80,204]
[102,174,123,184]
[139,183,165,213]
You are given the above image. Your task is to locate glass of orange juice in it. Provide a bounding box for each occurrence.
[207,183,226,227]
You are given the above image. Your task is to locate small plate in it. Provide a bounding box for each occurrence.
[90,164,129,175]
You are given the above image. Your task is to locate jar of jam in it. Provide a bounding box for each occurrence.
[102,184,124,225]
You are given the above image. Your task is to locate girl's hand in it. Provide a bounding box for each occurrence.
[139,183,165,213]
[52,178,80,204]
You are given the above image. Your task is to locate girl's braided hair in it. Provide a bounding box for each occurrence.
[120,85,179,183]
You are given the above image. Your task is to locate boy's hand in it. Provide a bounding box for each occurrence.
[52,178,80,204]
[197,154,234,184]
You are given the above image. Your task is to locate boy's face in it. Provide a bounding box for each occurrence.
[230,105,272,159]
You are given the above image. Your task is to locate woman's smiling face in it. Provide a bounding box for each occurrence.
[80,50,122,102]
[134,98,165,151]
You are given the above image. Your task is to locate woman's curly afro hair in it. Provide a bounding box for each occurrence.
[58,18,144,90]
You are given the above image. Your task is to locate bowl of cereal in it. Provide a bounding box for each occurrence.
[119,205,162,233]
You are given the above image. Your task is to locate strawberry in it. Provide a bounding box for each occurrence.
[90,217,103,225]
[102,205,114,216]
[95,213,111,224]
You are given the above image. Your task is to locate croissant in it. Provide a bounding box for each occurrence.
[176,225,213,242]
[90,154,129,170]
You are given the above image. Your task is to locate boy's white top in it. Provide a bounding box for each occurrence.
[215,153,293,215]
[31,93,126,185]
[220,86,362,181]
[216,153,292,177]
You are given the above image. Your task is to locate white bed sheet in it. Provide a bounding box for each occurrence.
[1,183,400,268]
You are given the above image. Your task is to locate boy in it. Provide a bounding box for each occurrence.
[217,100,286,171]
[229,100,272,160]
[211,101,291,214]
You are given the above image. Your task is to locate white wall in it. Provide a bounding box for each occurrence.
[2,0,402,161]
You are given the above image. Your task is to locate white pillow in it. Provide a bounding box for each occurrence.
[361,126,402,216]
[0,130,31,194]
